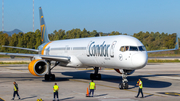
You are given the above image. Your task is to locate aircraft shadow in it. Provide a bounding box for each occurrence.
[94,94,108,97]
[0,69,173,88]
[59,97,74,101]
[56,70,173,88]
[20,95,37,100]
[42,78,69,82]
[144,94,154,98]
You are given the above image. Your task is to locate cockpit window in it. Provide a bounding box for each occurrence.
[125,46,129,51]
[120,46,125,52]
[129,46,138,51]
[120,46,129,52]
[120,46,145,51]
[138,46,146,51]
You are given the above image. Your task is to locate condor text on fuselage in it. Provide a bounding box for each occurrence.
[87,41,110,57]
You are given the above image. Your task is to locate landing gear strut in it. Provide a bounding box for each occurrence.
[119,72,128,89]
[44,61,60,81]
[90,67,101,80]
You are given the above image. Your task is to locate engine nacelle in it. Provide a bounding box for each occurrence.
[114,69,135,75]
[28,59,49,76]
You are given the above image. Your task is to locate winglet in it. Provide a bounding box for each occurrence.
[39,7,50,43]
[175,33,179,50]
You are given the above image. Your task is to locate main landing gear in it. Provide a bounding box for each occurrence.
[44,61,60,81]
[90,67,101,80]
[119,71,128,89]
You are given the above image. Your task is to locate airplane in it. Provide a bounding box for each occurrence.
[0,7,179,89]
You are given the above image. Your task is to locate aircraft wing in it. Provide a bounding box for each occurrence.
[147,48,178,53]
[0,52,70,62]
[2,45,39,52]
[147,34,179,53]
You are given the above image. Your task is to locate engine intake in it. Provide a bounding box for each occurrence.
[28,59,49,76]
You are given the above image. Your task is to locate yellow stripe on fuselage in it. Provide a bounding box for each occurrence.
[41,42,52,55]
[40,24,45,42]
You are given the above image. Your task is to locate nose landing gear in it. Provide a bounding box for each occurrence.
[119,72,128,89]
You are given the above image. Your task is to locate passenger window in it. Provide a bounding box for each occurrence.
[120,46,125,52]
[129,46,138,51]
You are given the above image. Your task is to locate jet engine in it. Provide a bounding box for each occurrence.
[28,59,49,76]
[114,69,135,75]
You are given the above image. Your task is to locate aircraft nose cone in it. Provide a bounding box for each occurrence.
[132,52,148,69]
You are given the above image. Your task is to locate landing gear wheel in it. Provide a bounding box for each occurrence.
[124,82,128,89]
[44,74,55,81]
[94,74,101,80]
[90,74,93,80]
[119,83,123,89]
[49,74,55,81]
[97,74,101,80]
[119,82,128,89]
[45,74,49,81]
[52,74,55,80]
[90,73,101,80]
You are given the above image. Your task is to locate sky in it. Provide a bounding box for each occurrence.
[0,0,180,35]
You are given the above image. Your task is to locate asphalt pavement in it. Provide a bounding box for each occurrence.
[0,63,180,101]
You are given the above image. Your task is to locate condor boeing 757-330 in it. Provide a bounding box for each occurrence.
[0,7,179,89]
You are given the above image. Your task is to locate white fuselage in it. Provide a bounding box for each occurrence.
[40,35,148,70]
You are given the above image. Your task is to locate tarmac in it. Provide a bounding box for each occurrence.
[0,62,180,101]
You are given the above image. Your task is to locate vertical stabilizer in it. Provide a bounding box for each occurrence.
[39,7,50,43]
[175,34,179,49]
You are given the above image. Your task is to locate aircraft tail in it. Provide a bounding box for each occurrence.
[175,33,179,49]
[39,7,50,43]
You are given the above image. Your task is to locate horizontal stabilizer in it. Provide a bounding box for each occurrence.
[2,45,39,52]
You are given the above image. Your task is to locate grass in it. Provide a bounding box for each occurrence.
[0,62,29,64]
[0,55,11,57]
[148,59,180,63]
[148,50,180,57]
[148,54,180,57]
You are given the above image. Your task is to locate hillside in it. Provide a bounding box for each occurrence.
[3,29,23,36]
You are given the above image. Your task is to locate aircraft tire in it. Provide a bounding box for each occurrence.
[90,74,101,80]
[51,74,55,81]
[124,82,128,89]
[45,74,49,81]
[94,74,101,80]
[49,74,55,81]
[90,73,94,80]
[97,74,101,80]
[119,83,123,89]
[45,74,55,81]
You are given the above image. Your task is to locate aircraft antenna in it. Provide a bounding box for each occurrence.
[2,0,4,32]
[33,0,34,32]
